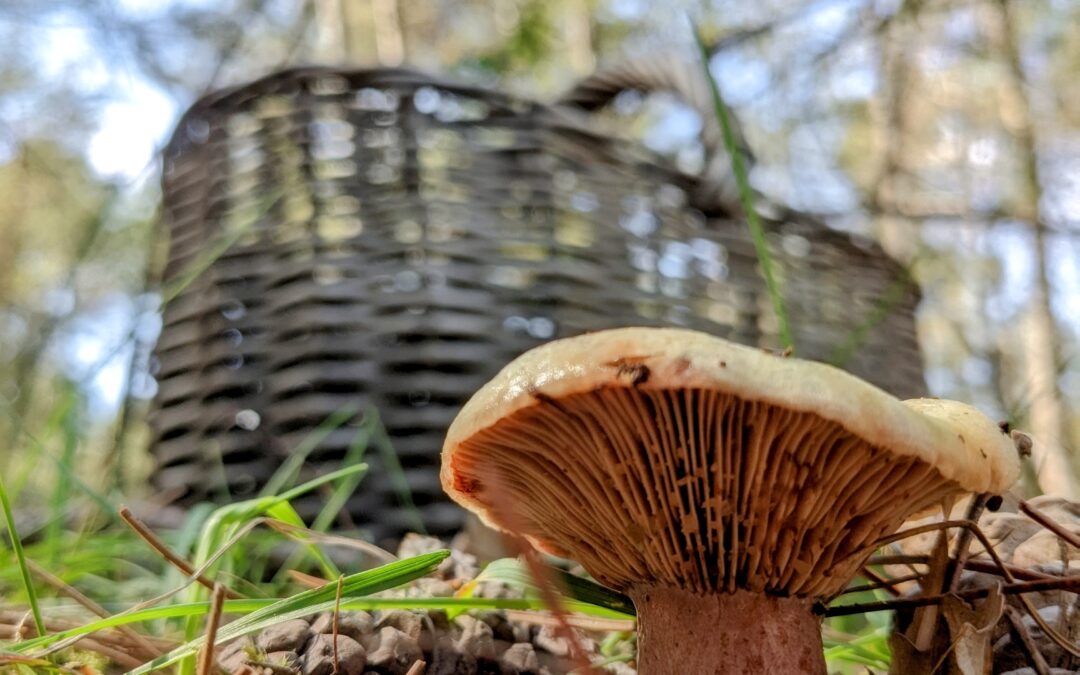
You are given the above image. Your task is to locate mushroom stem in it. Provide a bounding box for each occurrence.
[628,586,825,675]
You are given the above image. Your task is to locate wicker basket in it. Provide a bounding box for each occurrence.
[151,65,924,543]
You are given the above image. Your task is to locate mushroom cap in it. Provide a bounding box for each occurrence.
[441,327,1021,597]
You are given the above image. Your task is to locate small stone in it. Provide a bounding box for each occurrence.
[409,577,456,598]
[397,533,446,559]
[311,611,376,643]
[266,650,301,666]
[532,626,568,657]
[366,627,424,675]
[425,610,451,634]
[428,639,478,675]
[378,610,425,641]
[452,515,506,566]
[604,662,637,675]
[301,633,366,675]
[471,580,519,600]
[258,619,312,653]
[455,615,496,661]
[398,532,482,582]
[499,643,539,674]
[507,621,531,644]
[476,612,515,642]
[493,639,512,656]
[531,625,596,658]
[397,534,454,578]
[447,549,480,582]
[310,613,331,633]
[218,636,258,673]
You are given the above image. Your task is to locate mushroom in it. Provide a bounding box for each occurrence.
[441,327,1022,674]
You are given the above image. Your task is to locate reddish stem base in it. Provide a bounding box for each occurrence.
[628,586,826,675]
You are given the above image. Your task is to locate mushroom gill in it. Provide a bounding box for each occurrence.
[448,386,961,599]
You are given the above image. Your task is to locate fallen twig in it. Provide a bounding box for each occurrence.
[843,571,921,596]
[197,584,227,675]
[867,554,929,566]
[821,574,1080,616]
[945,494,989,592]
[503,610,635,632]
[872,519,1014,588]
[333,574,344,675]
[965,559,1056,582]
[1020,500,1080,550]
[1005,604,1052,675]
[119,506,242,599]
[856,514,1080,658]
[27,558,163,661]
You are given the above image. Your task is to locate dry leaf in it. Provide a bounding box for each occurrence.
[942,582,1005,675]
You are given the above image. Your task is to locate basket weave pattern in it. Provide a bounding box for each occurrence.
[152,67,924,542]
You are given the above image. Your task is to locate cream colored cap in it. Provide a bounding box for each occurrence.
[441,327,1022,596]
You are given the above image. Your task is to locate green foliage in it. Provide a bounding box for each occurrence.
[691,23,795,352]
[461,558,635,618]
[121,551,450,675]
[463,2,554,76]
[0,445,634,674]
[824,626,891,672]
[0,474,45,638]
[823,578,894,672]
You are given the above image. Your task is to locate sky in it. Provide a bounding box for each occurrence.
[33,6,182,181]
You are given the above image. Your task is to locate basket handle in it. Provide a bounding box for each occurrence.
[557,51,753,215]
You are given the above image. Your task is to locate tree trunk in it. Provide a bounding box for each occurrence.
[994,0,1079,498]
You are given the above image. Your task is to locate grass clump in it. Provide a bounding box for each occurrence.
[0,406,637,674]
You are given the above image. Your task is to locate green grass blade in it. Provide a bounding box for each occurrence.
[558,571,636,617]
[0,475,46,637]
[177,463,365,674]
[8,595,622,657]
[274,464,368,506]
[7,600,271,653]
[191,464,368,572]
[263,501,340,581]
[274,426,374,583]
[692,22,794,351]
[824,624,890,669]
[46,385,80,564]
[311,423,370,532]
[0,408,117,521]
[173,503,217,561]
[259,464,372,580]
[367,407,426,534]
[4,387,76,502]
[260,403,361,498]
[463,558,635,618]
[127,551,450,674]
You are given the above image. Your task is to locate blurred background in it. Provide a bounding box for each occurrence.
[2,0,1079,509]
